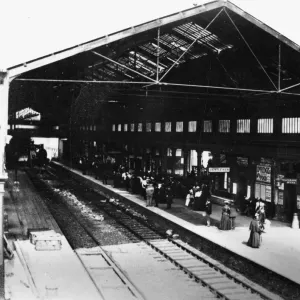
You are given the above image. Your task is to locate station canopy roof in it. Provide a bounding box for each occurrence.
[8,0,300,123]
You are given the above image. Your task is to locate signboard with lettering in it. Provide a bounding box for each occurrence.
[282,178,297,185]
[278,191,284,205]
[209,167,230,173]
[265,185,272,202]
[256,164,271,183]
[237,157,248,167]
[297,195,300,209]
[261,157,274,165]
[255,183,261,199]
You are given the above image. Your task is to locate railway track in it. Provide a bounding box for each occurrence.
[29,167,281,300]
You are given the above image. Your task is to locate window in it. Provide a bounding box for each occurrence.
[155,122,161,132]
[176,121,183,132]
[237,119,250,133]
[219,120,230,133]
[138,123,143,132]
[176,149,182,157]
[188,121,197,132]
[90,125,93,131]
[167,148,173,156]
[282,118,300,133]
[257,118,273,133]
[124,124,128,132]
[165,122,172,132]
[117,124,122,132]
[130,123,135,132]
[93,125,96,131]
[146,122,152,132]
[203,120,212,132]
[112,124,116,131]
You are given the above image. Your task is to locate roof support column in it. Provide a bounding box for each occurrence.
[278,43,281,91]
[0,71,9,298]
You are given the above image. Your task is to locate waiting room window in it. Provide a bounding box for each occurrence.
[282,118,300,133]
[165,122,172,132]
[124,124,128,132]
[167,148,173,156]
[112,124,116,131]
[176,149,182,157]
[117,124,122,132]
[155,122,161,132]
[146,122,152,132]
[237,119,250,133]
[130,123,135,132]
[188,121,197,132]
[138,123,143,132]
[257,118,273,133]
[176,121,183,132]
[219,120,230,133]
[203,120,212,132]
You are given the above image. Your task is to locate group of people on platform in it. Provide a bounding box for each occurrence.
[73,154,268,248]
[185,183,212,226]
[219,197,267,249]
[5,140,48,181]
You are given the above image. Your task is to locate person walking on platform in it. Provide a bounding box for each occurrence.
[205,198,212,227]
[247,214,262,248]
[145,181,154,207]
[219,201,231,230]
[165,185,173,209]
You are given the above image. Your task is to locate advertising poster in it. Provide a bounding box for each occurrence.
[297,195,300,209]
[278,191,284,205]
[265,185,272,202]
[256,164,271,183]
[255,183,261,199]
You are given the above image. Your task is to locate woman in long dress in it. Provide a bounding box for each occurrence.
[247,215,262,248]
[219,201,231,230]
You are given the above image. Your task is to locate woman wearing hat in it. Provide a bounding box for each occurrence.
[247,214,262,248]
[219,201,231,230]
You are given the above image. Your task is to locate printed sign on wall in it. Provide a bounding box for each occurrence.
[256,164,271,183]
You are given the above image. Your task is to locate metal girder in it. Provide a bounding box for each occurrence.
[224,8,277,91]
[92,51,156,82]
[8,2,224,78]
[159,8,224,82]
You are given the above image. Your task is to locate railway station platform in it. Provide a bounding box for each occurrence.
[3,170,102,300]
[53,161,300,287]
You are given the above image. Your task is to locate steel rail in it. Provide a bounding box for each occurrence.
[49,163,277,300]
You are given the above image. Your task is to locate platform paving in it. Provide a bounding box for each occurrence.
[4,170,102,300]
[53,161,300,286]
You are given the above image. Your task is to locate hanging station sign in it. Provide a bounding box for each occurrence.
[237,157,248,167]
[281,178,297,185]
[256,164,271,183]
[208,167,230,173]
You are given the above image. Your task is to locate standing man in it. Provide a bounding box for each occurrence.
[145,180,154,207]
[205,198,212,227]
